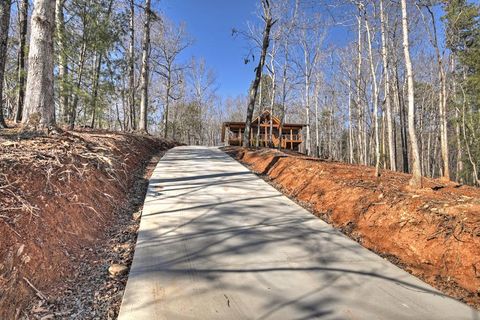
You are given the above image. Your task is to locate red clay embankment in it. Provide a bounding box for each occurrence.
[225,147,480,309]
[0,130,176,319]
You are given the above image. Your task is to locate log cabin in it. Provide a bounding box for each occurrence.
[222,110,306,151]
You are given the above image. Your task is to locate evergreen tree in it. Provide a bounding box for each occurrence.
[443,0,480,184]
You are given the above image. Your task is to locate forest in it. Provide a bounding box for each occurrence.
[1,0,480,318]
[235,0,480,187]
[0,0,479,185]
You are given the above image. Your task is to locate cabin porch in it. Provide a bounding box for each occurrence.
[222,110,305,151]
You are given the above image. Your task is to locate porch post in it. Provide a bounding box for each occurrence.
[264,125,267,147]
[225,126,230,146]
[290,129,293,150]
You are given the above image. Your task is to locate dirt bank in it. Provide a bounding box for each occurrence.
[0,129,176,319]
[224,147,480,309]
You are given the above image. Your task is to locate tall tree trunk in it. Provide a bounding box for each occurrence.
[348,78,354,163]
[365,8,380,177]
[121,81,128,131]
[56,0,69,124]
[314,75,320,158]
[0,0,11,128]
[304,47,311,156]
[128,0,136,131]
[452,58,463,183]
[268,51,276,147]
[243,0,274,148]
[89,0,114,129]
[164,70,171,138]
[22,0,56,129]
[401,0,422,187]
[393,64,409,173]
[329,94,334,158]
[14,0,28,123]
[256,80,262,147]
[355,12,365,165]
[90,53,102,128]
[115,102,123,131]
[138,0,152,133]
[69,41,87,129]
[380,0,396,171]
[461,89,480,185]
[305,56,311,155]
[279,44,288,150]
[382,111,387,169]
[277,1,298,150]
[424,6,450,180]
[426,125,432,176]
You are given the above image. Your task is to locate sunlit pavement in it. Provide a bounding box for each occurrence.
[118,146,478,320]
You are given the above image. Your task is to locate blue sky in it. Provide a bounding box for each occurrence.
[160,0,355,99]
[157,1,455,100]
[160,0,261,98]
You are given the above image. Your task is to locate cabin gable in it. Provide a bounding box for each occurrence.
[252,110,281,127]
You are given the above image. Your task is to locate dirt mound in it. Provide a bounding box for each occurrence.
[0,130,176,319]
[225,147,480,309]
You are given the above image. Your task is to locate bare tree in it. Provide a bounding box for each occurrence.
[128,0,136,130]
[189,58,217,105]
[380,0,396,171]
[401,0,422,187]
[174,57,219,144]
[347,76,354,163]
[355,9,367,165]
[266,40,277,147]
[278,0,298,150]
[314,73,321,157]
[139,0,152,133]
[153,20,191,138]
[298,21,321,156]
[22,0,56,129]
[243,0,276,147]
[393,57,409,173]
[418,3,450,180]
[363,4,380,176]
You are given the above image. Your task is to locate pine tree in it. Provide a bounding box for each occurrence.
[443,0,480,185]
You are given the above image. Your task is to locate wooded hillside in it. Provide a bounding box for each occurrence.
[0,0,222,144]
[234,0,480,187]
[1,0,478,185]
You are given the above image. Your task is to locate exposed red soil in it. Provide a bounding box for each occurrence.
[224,146,480,309]
[0,129,176,319]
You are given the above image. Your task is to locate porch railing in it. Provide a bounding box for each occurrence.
[228,133,302,142]
[281,134,302,141]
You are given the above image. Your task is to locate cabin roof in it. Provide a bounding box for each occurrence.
[223,122,306,128]
[222,110,306,129]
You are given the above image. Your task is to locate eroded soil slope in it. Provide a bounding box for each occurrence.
[0,130,175,319]
[225,147,480,309]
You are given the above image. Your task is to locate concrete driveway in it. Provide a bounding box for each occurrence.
[118,146,479,320]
